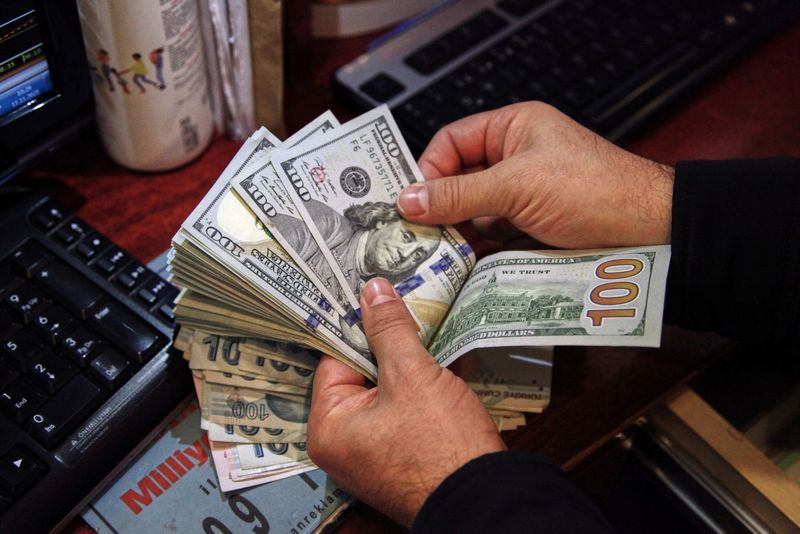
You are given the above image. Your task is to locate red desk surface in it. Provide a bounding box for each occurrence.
[41,19,800,534]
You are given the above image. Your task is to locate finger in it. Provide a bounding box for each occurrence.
[397,162,516,225]
[360,278,434,383]
[311,355,367,415]
[417,109,510,179]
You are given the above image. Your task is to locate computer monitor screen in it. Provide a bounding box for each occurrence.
[0,0,92,185]
[0,6,56,123]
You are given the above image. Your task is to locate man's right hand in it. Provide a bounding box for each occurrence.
[398,102,675,249]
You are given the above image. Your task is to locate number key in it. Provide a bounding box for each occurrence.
[0,378,47,423]
[4,283,49,324]
[31,304,77,345]
[61,326,105,367]
[28,375,103,448]
[29,350,76,394]
[2,328,41,371]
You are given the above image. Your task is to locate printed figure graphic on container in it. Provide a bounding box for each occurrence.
[93,49,129,94]
[149,47,166,89]
[77,0,213,171]
[123,52,161,93]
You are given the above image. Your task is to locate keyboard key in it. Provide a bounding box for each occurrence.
[30,200,67,232]
[0,378,47,423]
[89,348,131,390]
[404,10,507,75]
[74,232,111,262]
[0,446,47,497]
[1,328,41,370]
[0,489,12,514]
[4,283,49,324]
[61,326,105,367]
[137,277,178,308]
[359,73,405,103]
[33,259,105,319]
[94,246,131,277]
[31,304,77,345]
[584,42,699,128]
[9,240,52,278]
[29,350,76,394]
[0,362,19,391]
[157,302,175,322]
[0,263,23,298]
[28,375,103,448]
[54,219,90,247]
[0,309,16,340]
[496,0,547,18]
[115,262,150,291]
[89,301,164,363]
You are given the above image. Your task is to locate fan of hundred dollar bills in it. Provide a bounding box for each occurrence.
[168,106,670,491]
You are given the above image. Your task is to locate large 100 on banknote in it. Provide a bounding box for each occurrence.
[429,247,671,367]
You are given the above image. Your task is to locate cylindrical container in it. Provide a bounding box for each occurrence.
[77,0,214,171]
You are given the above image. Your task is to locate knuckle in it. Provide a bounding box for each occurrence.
[524,100,555,116]
[307,424,335,466]
[431,176,463,216]
[306,434,326,464]
[364,302,415,339]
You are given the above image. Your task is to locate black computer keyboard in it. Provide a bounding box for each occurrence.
[334,0,800,154]
[0,190,191,532]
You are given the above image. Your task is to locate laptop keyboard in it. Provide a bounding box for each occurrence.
[0,191,189,530]
[335,0,800,153]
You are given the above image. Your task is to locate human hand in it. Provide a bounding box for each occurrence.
[398,102,675,249]
[307,278,506,527]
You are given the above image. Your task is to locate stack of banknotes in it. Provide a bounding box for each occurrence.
[168,105,671,491]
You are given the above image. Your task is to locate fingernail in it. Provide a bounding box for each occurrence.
[398,184,429,216]
[362,278,397,307]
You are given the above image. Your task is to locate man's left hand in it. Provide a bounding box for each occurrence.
[308,277,506,527]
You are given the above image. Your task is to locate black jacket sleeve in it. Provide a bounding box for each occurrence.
[665,158,800,355]
[412,159,800,533]
[411,452,613,533]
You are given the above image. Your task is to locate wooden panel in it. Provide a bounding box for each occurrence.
[668,390,800,526]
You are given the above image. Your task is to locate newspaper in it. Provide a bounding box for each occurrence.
[82,397,351,533]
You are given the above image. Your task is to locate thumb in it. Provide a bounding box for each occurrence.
[397,165,515,225]
[360,278,437,385]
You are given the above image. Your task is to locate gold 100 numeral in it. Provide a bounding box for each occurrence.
[585,258,643,327]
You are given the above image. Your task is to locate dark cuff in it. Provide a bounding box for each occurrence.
[666,158,800,351]
[411,451,612,534]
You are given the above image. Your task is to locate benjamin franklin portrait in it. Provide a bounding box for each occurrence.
[273,199,442,297]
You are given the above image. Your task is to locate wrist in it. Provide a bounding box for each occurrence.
[649,162,675,244]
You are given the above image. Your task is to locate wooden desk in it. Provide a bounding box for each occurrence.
[34,19,800,534]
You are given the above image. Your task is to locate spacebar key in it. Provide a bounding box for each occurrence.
[89,301,164,362]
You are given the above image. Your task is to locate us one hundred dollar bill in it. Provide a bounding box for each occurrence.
[430,246,671,367]
[232,111,353,317]
[176,128,378,377]
[273,105,476,346]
